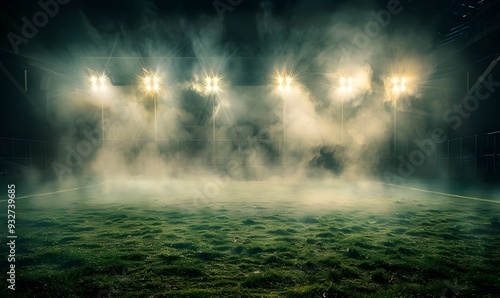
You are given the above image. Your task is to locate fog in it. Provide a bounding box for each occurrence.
[23,0,483,206]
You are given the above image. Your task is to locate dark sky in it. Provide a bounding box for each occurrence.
[0,0,443,56]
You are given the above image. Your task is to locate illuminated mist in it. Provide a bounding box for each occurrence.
[37,0,452,200]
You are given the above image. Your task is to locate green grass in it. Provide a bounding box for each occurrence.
[1,180,499,297]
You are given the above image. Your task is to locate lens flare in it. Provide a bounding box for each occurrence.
[90,74,108,91]
[391,76,407,94]
[205,76,220,94]
[276,75,292,93]
[142,72,161,93]
[339,76,353,93]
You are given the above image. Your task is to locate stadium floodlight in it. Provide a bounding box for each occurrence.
[339,76,353,93]
[143,74,161,93]
[277,76,292,92]
[205,76,220,93]
[90,74,108,91]
[392,77,407,94]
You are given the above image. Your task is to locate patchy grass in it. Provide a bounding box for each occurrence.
[1,180,499,297]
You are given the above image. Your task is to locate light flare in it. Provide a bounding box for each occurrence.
[205,76,220,94]
[339,76,353,93]
[276,75,292,93]
[142,72,162,94]
[391,76,407,94]
[90,74,108,92]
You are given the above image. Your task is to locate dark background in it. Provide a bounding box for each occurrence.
[0,0,499,165]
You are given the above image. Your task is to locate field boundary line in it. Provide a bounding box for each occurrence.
[0,175,144,202]
[375,181,500,205]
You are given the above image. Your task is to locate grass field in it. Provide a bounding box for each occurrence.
[1,179,499,297]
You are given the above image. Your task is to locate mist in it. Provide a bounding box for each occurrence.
[28,0,458,205]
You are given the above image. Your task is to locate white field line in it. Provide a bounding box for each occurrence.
[377,182,500,205]
[1,175,144,202]
[0,181,110,202]
[2,178,498,205]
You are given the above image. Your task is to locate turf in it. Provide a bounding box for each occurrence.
[1,180,499,297]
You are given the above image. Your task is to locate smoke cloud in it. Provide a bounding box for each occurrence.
[38,0,443,195]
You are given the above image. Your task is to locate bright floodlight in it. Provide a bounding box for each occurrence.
[339,76,353,93]
[90,75,108,91]
[143,73,161,93]
[205,76,220,93]
[392,76,407,93]
[277,76,292,92]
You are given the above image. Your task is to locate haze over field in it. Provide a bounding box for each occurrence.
[34,0,454,188]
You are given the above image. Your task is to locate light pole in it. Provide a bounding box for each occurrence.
[391,77,406,155]
[339,76,353,144]
[90,74,108,149]
[143,73,161,157]
[205,76,220,166]
[277,76,291,167]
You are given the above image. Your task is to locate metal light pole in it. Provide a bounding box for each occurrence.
[205,77,219,166]
[394,99,397,155]
[91,75,108,149]
[213,93,216,164]
[143,73,161,158]
[341,96,344,144]
[277,76,291,167]
[154,92,158,155]
[339,76,353,144]
[23,65,28,92]
[102,96,105,149]
[391,77,406,156]
[283,94,286,167]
